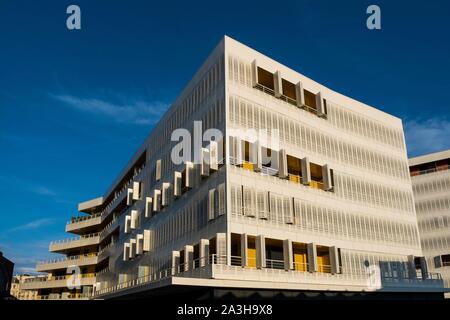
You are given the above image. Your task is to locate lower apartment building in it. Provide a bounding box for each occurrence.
[22,36,445,300]
[410,150,450,298]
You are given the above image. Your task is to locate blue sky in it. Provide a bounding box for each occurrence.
[0,0,449,273]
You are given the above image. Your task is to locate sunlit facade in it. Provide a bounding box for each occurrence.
[23,36,445,299]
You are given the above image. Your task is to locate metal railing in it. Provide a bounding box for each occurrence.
[260,165,278,176]
[278,94,297,106]
[67,213,101,225]
[254,81,322,117]
[230,255,242,266]
[93,253,444,298]
[301,104,318,115]
[254,83,275,96]
[266,259,285,270]
[37,253,98,266]
[309,180,324,190]
[293,262,309,272]
[24,273,96,283]
[37,293,91,300]
[94,254,226,297]
[50,232,100,246]
[288,173,302,184]
[317,264,332,273]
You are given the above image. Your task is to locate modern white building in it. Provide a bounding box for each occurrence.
[410,150,450,298]
[24,36,445,299]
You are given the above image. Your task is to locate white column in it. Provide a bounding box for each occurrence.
[153,189,161,212]
[251,59,258,87]
[307,242,317,272]
[172,251,180,275]
[278,149,288,178]
[124,215,131,234]
[200,148,210,177]
[126,188,133,206]
[161,182,171,206]
[329,246,340,274]
[274,70,282,97]
[123,243,130,261]
[216,233,227,265]
[209,141,218,171]
[185,162,194,188]
[200,239,210,267]
[174,171,182,197]
[145,197,153,218]
[283,239,293,271]
[301,157,311,185]
[316,91,326,117]
[241,234,248,267]
[136,234,144,255]
[256,235,266,269]
[184,245,194,271]
[295,81,305,107]
[155,159,161,181]
[143,230,151,252]
[129,239,136,259]
[132,181,141,200]
[322,164,333,191]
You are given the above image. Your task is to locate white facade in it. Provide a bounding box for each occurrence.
[26,36,445,299]
[410,150,450,297]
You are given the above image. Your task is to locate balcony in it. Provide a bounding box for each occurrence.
[21,273,96,290]
[37,293,91,300]
[36,253,99,272]
[49,232,100,253]
[65,213,101,233]
[93,254,445,299]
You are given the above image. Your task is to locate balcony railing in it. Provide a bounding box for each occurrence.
[309,180,324,190]
[288,173,302,184]
[278,94,297,106]
[254,83,275,96]
[23,273,96,284]
[67,213,101,225]
[37,253,98,266]
[293,262,309,272]
[266,259,285,270]
[37,293,91,300]
[50,232,100,246]
[93,253,444,298]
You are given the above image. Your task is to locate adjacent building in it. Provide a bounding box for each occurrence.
[10,275,41,300]
[23,36,445,299]
[0,252,14,299]
[410,150,450,298]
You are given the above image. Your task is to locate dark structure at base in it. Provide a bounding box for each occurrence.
[0,252,14,299]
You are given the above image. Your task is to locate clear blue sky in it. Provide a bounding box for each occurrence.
[1,0,449,273]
